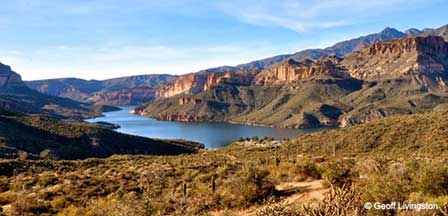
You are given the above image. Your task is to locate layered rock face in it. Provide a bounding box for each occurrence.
[0,63,26,89]
[343,36,448,81]
[155,73,207,98]
[155,70,256,98]
[253,57,347,85]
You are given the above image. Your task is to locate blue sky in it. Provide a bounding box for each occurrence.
[0,0,447,80]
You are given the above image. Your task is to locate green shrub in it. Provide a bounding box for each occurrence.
[38,172,58,187]
[415,161,448,196]
[223,165,275,207]
[256,203,299,216]
[294,161,321,181]
[319,160,356,187]
[302,185,365,216]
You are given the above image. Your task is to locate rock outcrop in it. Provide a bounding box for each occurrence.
[343,36,448,81]
[155,73,207,98]
[253,57,347,85]
[0,63,26,89]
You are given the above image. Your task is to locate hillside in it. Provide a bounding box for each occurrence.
[0,107,447,215]
[136,35,448,128]
[26,75,175,105]
[0,109,203,160]
[0,63,108,119]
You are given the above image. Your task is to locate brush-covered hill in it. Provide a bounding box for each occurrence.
[0,108,203,160]
[285,104,448,157]
[136,35,448,128]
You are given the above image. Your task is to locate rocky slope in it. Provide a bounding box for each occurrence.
[0,63,105,119]
[137,35,448,128]
[421,24,448,41]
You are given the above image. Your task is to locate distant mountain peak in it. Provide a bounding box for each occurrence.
[379,27,405,37]
[405,28,423,35]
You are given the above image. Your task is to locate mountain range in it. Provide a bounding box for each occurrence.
[23,24,448,128]
[26,26,438,105]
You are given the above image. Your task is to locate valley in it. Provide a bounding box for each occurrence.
[1,20,448,216]
[26,25,448,129]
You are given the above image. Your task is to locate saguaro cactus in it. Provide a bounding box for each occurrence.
[183,182,187,197]
[275,156,281,167]
[211,175,216,194]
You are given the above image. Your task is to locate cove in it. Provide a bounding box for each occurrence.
[86,106,323,149]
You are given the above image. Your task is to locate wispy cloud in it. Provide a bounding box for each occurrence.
[1,42,284,80]
[216,0,436,32]
[1,0,446,80]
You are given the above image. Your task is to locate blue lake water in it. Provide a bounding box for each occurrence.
[86,106,322,149]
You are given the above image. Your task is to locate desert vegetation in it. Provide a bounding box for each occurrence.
[0,119,447,216]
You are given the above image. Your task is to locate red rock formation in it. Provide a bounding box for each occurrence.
[344,36,448,80]
[204,72,232,91]
[253,57,346,85]
[156,70,256,99]
[155,73,208,98]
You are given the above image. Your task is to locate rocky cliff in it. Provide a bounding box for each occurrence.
[343,36,448,81]
[155,73,207,98]
[253,57,348,85]
[0,63,26,89]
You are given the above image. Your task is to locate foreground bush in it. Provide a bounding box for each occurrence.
[302,184,365,216]
[222,164,276,207]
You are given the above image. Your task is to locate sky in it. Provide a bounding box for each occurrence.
[0,0,447,81]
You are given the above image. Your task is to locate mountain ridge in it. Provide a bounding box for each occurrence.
[0,63,112,119]
[136,35,448,128]
[25,26,417,105]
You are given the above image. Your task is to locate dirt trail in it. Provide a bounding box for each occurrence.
[277,180,327,205]
[211,180,328,216]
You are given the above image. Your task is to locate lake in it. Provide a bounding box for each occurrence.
[86,106,322,149]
